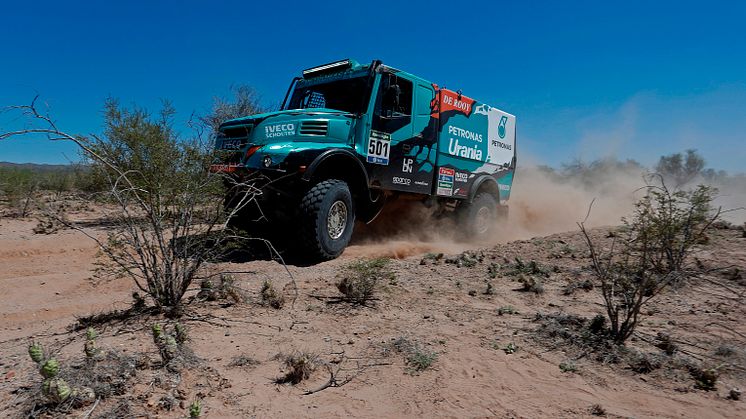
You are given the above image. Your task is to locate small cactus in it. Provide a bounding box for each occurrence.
[84,339,97,359]
[174,323,188,344]
[42,378,72,403]
[189,399,202,418]
[85,327,98,341]
[28,342,44,364]
[40,359,60,378]
[152,323,163,343]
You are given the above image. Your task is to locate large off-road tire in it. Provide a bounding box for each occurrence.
[299,179,355,260]
[458,192,498,240]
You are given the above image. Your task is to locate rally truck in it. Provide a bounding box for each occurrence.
[212,59,516,260]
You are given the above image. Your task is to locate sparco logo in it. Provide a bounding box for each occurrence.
[265,123,295,138]
[392,177,411,186]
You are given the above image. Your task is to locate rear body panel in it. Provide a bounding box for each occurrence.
[435,89,516,202]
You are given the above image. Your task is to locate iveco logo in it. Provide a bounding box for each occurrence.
[265,123,295,138]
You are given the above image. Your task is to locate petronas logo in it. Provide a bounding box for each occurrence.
[498,116,508,139]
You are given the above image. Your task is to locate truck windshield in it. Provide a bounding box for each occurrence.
[286,75,371,114]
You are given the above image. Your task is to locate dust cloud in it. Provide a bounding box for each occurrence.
[346,160,745,259]
[347,163,647,259]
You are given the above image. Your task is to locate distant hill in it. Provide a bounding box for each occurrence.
[0,162,80,172]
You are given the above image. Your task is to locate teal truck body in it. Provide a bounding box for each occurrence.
[212,59,516,260]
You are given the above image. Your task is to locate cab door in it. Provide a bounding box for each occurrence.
[365,71,429,193]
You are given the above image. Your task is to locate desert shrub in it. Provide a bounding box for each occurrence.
[199,85,266,135]
[260,280,285,309]
[445,250,483,268]
[503,342,518,354]
[483,281,495,295]
[508,258,550,277]
[627,350,662,373]
[579,181,719,344]
[197,274,246,303]
[275,352,317,384]
[420,252,444,265]
[562,279,594,295]
[590,404,606,416]
[0,167,38,217]
[689,365,719,390]
[228,354,260,369]
[406,348,438,373]
[487,262,501,278]
[518,275,544,294]
[655,149,705,187]
[497,306,518,316]
[390,337,437,374]
[337,258,394,305]
[1,97,265,312]
[654,332,678,355]
[559,361,578,373]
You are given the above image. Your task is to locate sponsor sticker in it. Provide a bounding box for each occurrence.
[265,123,295,138]
[437,167,455,196]
[367,130,391,165]
[392,176,411,186]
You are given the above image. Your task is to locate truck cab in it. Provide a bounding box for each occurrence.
[212,59,516,260]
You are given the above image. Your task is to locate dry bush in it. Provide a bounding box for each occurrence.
[1,97,266,313]
[260,280,285,309]
[197,274,246,303]
[228,354,260,369]
[689,364,720,390]
[518,275,544,294]
[579,180,719,344]
[337,258,394,305]
[390,337,438,374]
[274,352,318,385]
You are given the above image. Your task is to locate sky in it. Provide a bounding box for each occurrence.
[1,0,745,171]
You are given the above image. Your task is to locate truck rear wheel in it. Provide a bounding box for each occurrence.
[458,192,498,239]
[299,179,355,260]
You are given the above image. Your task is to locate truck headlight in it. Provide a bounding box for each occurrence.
[262,155,273,167]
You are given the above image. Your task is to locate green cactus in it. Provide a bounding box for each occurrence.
[162,335,179,361]
[152,323,163,343]
[40,358,60,378]
[189,399,202,418]
[174,323,188,344]
[85,327,98,341]
[42,378,72,403]
[84,339,97,358]
[28,342,44,364]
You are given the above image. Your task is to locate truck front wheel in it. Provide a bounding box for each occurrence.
[299,179,355,260]
[458,192,498,239]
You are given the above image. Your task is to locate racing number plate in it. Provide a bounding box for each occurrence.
[367,130,391,165]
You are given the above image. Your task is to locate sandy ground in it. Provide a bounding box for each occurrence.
[1,212,745,418]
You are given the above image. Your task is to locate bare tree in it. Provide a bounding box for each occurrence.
[199,85,266,135]
[1,96,269,312]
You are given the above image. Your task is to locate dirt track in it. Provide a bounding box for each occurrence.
[1,214,745,418]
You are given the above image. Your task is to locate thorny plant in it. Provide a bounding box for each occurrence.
[579,178,721,344]
[0,96,295,312]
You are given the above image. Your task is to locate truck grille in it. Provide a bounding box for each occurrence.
[219,125,253,150]
[222,125,253,139]
[299,120,328,136]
